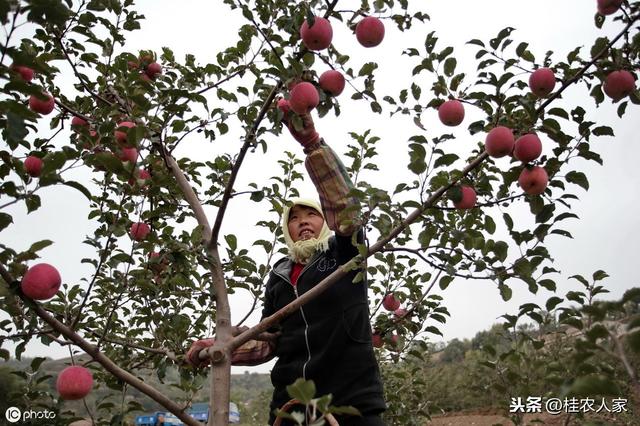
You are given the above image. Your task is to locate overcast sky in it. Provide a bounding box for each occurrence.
[2,1,639,375]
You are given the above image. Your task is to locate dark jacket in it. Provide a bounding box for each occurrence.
[262,231,386,424]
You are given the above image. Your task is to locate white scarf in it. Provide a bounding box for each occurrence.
[282,198,331,264]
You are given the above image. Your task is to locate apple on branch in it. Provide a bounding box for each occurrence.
[319,70,345,96]
[603,70,636,101]
[114,121,136,146]
[529,68,556,98]
[56,366,93,400]
[289,82,319,114]
[438,99,465,126]
[372,331,383,348]
[145,62,162,80]
[485,126,515,158]
[118,147,138,164]
[513,133,543,163]
[518,165,549,195]
[24,155,44,177]
[300,16,333,51]
[598,0,623,15]
[382,293,401,312]
[356,16,385,48]
[11,64,34,82]
[29,92,55,115]
[450,185,477,209]
[71,116,89,129]
[21,263,61,300]
[130,222,151,241]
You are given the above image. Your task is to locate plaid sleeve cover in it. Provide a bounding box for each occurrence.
[305,141,360,235]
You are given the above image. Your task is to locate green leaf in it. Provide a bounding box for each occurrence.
[62,180,92,200]
[569,275,589,287]
[592,270,609,281]
[6,112,28,146]
[565,171,589,191]
[494,241,508,262]
[26,0,71,27]
[443,57,457,77]
[30,356,47,371]
[358,62,378,77]
[439,275,454,290]
[538,279,556,291]
[425,326,442,336]
[408,143,427,174]
[499,284,512,301]
[433,153,458,168]
[225,234,237,251]
[592,126,614,136]
[42,151,67,175]
[411,82,421,100]
[484,216,496,234]
[0,212,14,232]
[545,296,563,311]
[286,378,316,404]
[28,239,53,253]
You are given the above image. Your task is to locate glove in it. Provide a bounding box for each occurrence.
[186,338,215,368]
[278,98,321,151]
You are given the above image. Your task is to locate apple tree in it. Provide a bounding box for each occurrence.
[0,0,639,425]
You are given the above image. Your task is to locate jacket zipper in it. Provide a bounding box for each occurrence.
[274,255,322,381]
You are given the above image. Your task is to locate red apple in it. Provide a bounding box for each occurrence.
[388,333,400,350]
[82,130,101,150]
[118,147,138,163]
[56,366,93,400]
[438,99,465,126]
[129,168,151,186]
[319,70,345,96]
[598,0,623,15]
[452,185,477,209]
[529,68,556,97]
[115,121,136,145]
[382,293,401,312]
[29,92,55,115]
[603,70,635,101]
[513,133,542,163]
[71,116,88,128]
[300,17,333,51]
[12,64,34,82]
[289,82,319,114]
[149,251,168,274]
[372,332,383,348]
[394,308,408,319]
[145,62,162,80]
[356,16,385,48]
[485,126,515,158]
[130,222,150,241]
[518,166,549,195]
[21,263,61,300]
[127,60,139,70]
[24,155,43,177]
[277,98,291,115]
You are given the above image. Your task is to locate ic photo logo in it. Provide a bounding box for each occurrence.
[5,407,21,423]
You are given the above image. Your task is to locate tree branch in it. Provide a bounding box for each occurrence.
[0,262,200,426]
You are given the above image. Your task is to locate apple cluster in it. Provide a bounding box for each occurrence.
[440,1,636,210]
[277,14,386,117]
